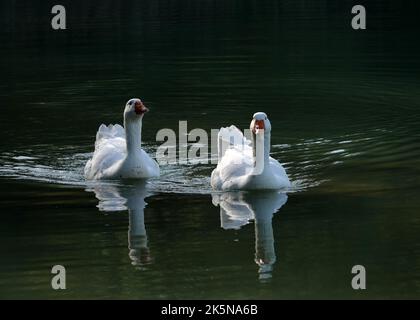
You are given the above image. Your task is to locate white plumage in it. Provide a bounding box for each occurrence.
[211,112,290,191]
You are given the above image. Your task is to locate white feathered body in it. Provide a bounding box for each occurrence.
[84,124,159,180]
[211,125,290,191]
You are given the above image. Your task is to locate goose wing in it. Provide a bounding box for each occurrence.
[84,124,127,179]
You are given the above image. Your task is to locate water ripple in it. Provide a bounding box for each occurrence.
[1,122,419,194]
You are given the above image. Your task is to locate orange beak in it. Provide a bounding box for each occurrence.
[253,119,265,133]
[135,100,149,115]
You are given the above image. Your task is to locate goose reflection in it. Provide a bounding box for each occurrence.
[88,180,152,269]
[212,191,287,281]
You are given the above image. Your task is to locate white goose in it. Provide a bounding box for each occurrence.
[211,112,290,190]
[84,98,160,180]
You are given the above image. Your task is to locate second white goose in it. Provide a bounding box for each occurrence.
[211,112,290,191]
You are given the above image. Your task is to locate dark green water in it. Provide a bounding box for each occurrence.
[1,1,420,299]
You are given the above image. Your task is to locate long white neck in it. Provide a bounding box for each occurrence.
[263,132,270,163]
[253,131,271,174]
[124,117,143,154]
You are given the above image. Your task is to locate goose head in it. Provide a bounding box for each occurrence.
[250,112,271,135]
[124,98,149,121]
